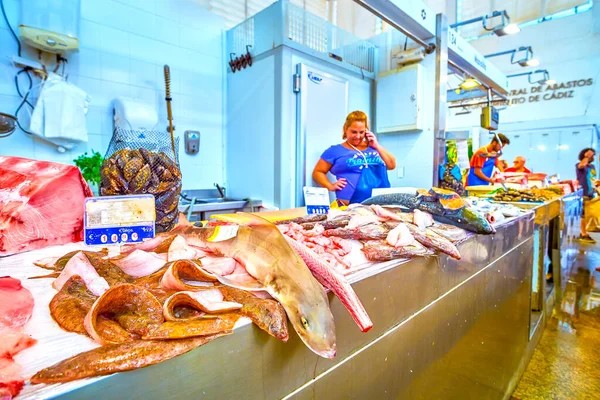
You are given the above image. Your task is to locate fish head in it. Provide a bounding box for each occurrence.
[463,208,495,234]
[283,288,337,359]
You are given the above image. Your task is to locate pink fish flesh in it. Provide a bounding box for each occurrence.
[0,156,92,256]
[163,290,242,319]
[370,205,412,223]
[413,209,434,230]
[285,236,373,332]
[168,235,202,261]
[347,214,381,229]
[53,252,109,296]
[199,256,237,276]
[111,250,166,278]
[386,223,415,248]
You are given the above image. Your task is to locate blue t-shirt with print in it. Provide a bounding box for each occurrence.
[576,163,596,197]
[321,144,387,201]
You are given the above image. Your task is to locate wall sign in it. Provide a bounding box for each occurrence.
[508,78,593,105]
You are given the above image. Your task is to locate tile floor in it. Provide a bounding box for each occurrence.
[511,232,600,399]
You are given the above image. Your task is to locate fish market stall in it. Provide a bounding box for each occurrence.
[0,186,544,400]
[466,188,584,343]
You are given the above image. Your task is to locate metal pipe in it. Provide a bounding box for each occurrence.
[485,46,530,58]
[507,69,547,78]
[448,99,508,108]
[352,0,435,53]
[450,15,483,28]
[432,13,448,187]
[450,10,506,28]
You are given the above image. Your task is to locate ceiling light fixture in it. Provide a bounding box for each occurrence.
[451,10,520,37]
[494,23,521,36]
[507,69,555,85]
[485,46,539,68]
[459,78,480,90]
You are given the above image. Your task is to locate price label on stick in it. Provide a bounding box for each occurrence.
[303,187,330,215]
[84,195,156,246]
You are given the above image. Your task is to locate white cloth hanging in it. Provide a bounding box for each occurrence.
[30,73,89,143]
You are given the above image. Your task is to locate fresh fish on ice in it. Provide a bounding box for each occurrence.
[363,191,494,234]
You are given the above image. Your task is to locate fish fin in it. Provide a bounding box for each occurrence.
[177,213,192,227]
[214,212,274,227]
[236,212,273,227]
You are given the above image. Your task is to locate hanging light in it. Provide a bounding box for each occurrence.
[451,10,521,37]
[507,69,555,85]
[494,23,521,36]
[459,78,480,90]
[485,46,539,68]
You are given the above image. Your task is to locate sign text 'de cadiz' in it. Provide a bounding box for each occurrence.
[509,78,593,105]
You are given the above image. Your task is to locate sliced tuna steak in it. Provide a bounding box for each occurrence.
[0,156,92,256]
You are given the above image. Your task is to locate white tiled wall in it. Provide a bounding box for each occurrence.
[0,0,225,190]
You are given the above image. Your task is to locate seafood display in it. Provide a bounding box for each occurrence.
[170,213,337,359]
[362,188,495,234]
[30,241,290,384]
[492,188,561,203]
[100,149,182,232]
[276,201,466,264]
[0,156,92,256]
[0,277,36,399]
[0,185,535,397]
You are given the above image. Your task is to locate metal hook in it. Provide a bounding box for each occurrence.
[229,53,237,72]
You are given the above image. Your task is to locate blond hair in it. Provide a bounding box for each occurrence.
[342,110,369,139]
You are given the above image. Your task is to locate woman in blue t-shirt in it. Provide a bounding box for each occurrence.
[312,110,396,205]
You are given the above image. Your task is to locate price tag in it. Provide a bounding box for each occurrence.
[303,187,330,215]
[207,225,239,242]
[84,195,156,246]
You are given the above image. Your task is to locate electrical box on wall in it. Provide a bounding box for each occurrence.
[480,106,499,130]
[376,64,424,133]
[19,0,80,53]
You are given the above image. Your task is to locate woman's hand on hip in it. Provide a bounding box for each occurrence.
[329,178,347,191]
[366,131,379,148]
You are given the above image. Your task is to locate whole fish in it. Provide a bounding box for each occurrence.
[385,222,461,259]
[362,193,494,234]
[362,240,434,262]
[31,334,226,384]
[322,223,388,240]
[429,223,469,243]
[171,213,336,359]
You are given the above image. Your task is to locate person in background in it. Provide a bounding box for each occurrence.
[313,110,396,205]
[505,156,531,173]
[466,133,510,186]
[577,148,597,243]
[498,159,508,171]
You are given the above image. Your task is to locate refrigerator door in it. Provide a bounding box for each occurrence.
[295,63,349,206]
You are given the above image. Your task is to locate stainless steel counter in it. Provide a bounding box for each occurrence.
[177,198,263,222]
[56,212,539,399]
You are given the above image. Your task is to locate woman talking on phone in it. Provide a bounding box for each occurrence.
[312,110,396,205]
